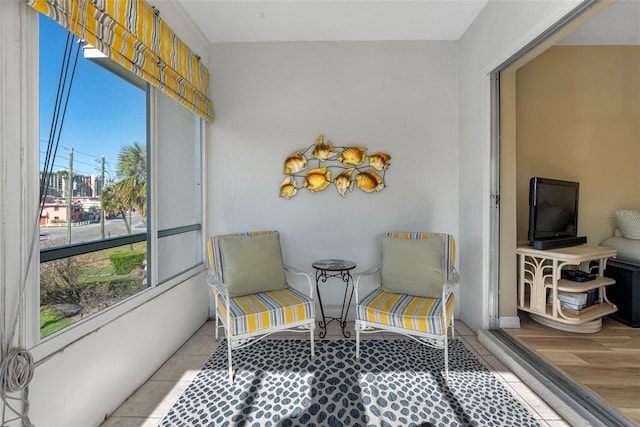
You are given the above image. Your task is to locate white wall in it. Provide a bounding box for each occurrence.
[207,41,460,314]
[29,277,207,426]
[458,0,582,331]
[0,2,209,426]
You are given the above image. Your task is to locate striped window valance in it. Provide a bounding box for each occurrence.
[27,0,214,122]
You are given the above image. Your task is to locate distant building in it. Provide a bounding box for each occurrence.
[40,201,72,225]
[39,171,103,198]
[39,198,99,225]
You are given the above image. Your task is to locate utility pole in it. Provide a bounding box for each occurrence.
[100,155,105,239]
[67,147,73,244]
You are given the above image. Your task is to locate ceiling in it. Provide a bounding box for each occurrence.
[175,0,489,43]
[173,0,639,45]
[559,0,640,45]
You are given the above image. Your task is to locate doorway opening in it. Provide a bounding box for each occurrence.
[486,1,640,425]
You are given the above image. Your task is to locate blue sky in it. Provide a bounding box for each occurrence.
[39,14,146,182]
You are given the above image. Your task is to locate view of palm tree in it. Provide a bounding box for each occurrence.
[115,142,147,223]
[95,142,147,236]
[100,186,131,234]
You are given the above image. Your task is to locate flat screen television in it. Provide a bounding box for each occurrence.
[528,177,586,249]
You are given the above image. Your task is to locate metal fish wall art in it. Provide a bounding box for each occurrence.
[368,153,391,171]
[334,168,355,198]
[283,149,307,174]
[312,135,339,161]
[279,177,298,199]
[337,147,367,166]
[280,135,391,199]
[355,170,384,193]
[303,167,331,192]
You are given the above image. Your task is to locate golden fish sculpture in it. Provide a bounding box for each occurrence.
[279,177,298,199]
[337,147,367,166]
[368,153,391,171]
[302,167,331,193]
[312,135,339,161]
[283,149,307,174]
[356,170,384,192]
[334,168,355,198]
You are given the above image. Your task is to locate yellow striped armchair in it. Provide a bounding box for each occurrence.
[354,232,459,382]
[207,231,316,383]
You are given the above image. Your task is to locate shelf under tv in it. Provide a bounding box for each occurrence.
[516,244,618,333]
[528,301,618,333]
[532,236,587,250]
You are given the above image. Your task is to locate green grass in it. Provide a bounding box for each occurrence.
[40,243,147,337]
[78,265,115,282]
[40,308,71,338]
[110,276,144,297]
[77,244,147,282]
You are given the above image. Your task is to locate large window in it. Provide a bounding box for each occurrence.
[38,14,203,340]
[155,94,203,283]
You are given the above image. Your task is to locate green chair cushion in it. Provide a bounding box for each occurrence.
[381,235,445,298]
[218,232,287,297]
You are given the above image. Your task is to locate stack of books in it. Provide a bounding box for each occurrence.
[547,289,599,314]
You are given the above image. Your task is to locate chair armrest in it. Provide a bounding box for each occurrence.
[284,264,315,299]
[354,265,382,303]
[207,270,230,302]
[443,267,460,301]
[356,265,382,277]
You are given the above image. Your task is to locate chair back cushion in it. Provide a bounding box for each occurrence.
[381,232,450,298]
[214,231,287,297]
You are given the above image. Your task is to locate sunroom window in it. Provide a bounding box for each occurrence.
[38,14,203,340]
[155,94,203,283]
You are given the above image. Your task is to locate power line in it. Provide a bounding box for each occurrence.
[39,161,94,176]
[60,145,103,160]
[39,144,106,164]
[70,158,96,168]
[40,154,99,170]
[40,149,110,169]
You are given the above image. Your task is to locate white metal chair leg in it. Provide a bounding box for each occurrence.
[310,328,315,360]
[227,338,233,384]
[214,297,219,340]
[355,323,361,362]
[444,335,449,385]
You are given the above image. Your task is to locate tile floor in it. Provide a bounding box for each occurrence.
[101,320,570,426]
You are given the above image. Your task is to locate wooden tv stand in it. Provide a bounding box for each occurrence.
[516,244,618,333]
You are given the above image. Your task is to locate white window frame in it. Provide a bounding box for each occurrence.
[26,11,206,362]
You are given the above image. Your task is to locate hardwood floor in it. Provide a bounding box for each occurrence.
[504,312,640,426]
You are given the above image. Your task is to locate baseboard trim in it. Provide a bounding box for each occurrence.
[499,316,520,329]
[478,329,632,427]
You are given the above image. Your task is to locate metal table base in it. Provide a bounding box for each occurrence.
[313,259,356,338]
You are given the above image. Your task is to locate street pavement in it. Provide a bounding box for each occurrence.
[40,212,146,246]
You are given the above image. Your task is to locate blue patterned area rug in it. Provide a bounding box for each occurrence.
[160,339,540,427]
